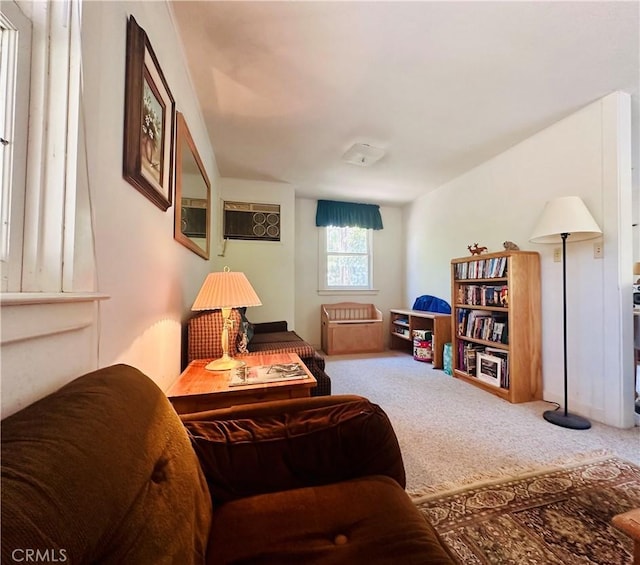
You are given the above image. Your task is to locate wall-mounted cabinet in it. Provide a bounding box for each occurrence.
[451,251,541,403]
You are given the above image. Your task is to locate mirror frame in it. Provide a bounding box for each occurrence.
[174,112,211,259]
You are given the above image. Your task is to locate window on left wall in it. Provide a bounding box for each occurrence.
[0,0,83,293]
[0,0,30,292]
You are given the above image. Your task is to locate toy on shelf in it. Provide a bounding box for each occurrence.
[467,243,488,255]
[503,241,520,251]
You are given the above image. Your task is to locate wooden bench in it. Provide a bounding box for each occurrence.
[321,302,384,355]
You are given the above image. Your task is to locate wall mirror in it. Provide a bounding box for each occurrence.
[174,112,211,259]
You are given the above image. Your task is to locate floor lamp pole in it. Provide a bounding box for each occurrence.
[543,232,591,430]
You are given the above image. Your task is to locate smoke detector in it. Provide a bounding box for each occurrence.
[342,143,385,166]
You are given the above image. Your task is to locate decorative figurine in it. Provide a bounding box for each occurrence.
[467,243,488,255]
[503,241,520,251]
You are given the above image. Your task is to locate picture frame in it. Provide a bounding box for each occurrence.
[476,352,502,387]
[123,15,175,211]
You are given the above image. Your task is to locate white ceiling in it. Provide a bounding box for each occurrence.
[171,1,639,206]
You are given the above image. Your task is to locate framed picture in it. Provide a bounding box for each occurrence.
[476,352,502,387]
[123,16,175,211]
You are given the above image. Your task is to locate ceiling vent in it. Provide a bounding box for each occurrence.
[342,143,385,167]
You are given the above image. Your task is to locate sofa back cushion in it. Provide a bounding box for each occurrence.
[183,396,406,504]
[1,364,212,565]
[188,310,242,362]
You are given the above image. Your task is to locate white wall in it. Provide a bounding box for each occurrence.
[218,178,295,325]
[1,1,219,417]
[83,1,219,388]
[294,198,404,349]
[405,92,635,428]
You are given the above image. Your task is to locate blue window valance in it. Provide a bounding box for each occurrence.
[315,200,384,230]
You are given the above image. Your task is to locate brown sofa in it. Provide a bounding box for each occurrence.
[1,364,454,565]
[188,311,331,396]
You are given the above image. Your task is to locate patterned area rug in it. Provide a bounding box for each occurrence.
[412,456,640,564]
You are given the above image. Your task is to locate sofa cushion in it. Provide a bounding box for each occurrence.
[1,365,212,565]
[184,398,405,504]
[207,475,455,565]
[249,330,303,345]
[246,333,318,362]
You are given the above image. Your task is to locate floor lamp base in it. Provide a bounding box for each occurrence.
[543,409,591,430]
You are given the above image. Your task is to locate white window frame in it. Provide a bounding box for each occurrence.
[1,0,31,291]
[318,225,375,293]
[1,0,84,294]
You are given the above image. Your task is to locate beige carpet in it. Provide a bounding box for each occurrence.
[412,456,640,564]
[325,351,640,491]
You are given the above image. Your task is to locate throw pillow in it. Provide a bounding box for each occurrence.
[236,308,255,353]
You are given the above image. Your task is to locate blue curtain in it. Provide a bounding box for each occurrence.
[315,200,384,230]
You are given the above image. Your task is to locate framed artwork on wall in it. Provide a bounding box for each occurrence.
[123,15,175,211]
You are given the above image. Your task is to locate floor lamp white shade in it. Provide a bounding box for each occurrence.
[529,196,602,244]
[530,196,602,430]
[192,267,262,371]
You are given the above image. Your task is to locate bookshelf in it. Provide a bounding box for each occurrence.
[451,251,542,403]
[389,309,451,369]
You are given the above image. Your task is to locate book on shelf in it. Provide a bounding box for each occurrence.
[456,342,484,374]
[229,363,308,386]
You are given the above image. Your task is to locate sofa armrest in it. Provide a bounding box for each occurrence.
[181,395,405,505]
[252,320,288,334]
[612,508,640,562]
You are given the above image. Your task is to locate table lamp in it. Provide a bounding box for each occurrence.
[529,196,602,429]
[192,267,262,370]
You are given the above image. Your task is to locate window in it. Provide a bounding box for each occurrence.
[1,0,31,291]
[1,0,85,294]
[320,226,373,291]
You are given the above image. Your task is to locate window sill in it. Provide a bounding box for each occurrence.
[317,289,379,296]
[1,292,110,306]
[1,292,109,346]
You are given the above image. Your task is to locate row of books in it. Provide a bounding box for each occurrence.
[456,343,510,389]
[454,257,508,280]
[456,309,509,344]
[456,284,508,307]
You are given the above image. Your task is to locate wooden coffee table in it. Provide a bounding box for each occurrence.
[167,352,317,414]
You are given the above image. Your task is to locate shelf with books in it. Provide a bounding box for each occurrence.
[451,250,541,403]
[456,308,509,344]
[456,283,509,308]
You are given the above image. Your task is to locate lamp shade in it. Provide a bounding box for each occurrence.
[634,262,640,276]
[192,267,262,311]
[529,196,602,244]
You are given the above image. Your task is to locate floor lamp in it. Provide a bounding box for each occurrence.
[529,196,602,430]
[192,267,262,371]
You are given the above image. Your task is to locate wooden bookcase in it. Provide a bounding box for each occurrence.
[451,251,542,403]
[389,309,451,369]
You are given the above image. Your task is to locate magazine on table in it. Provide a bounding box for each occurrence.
[229,363,309,386]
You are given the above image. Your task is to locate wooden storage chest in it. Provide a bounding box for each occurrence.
[321,302,384,355]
